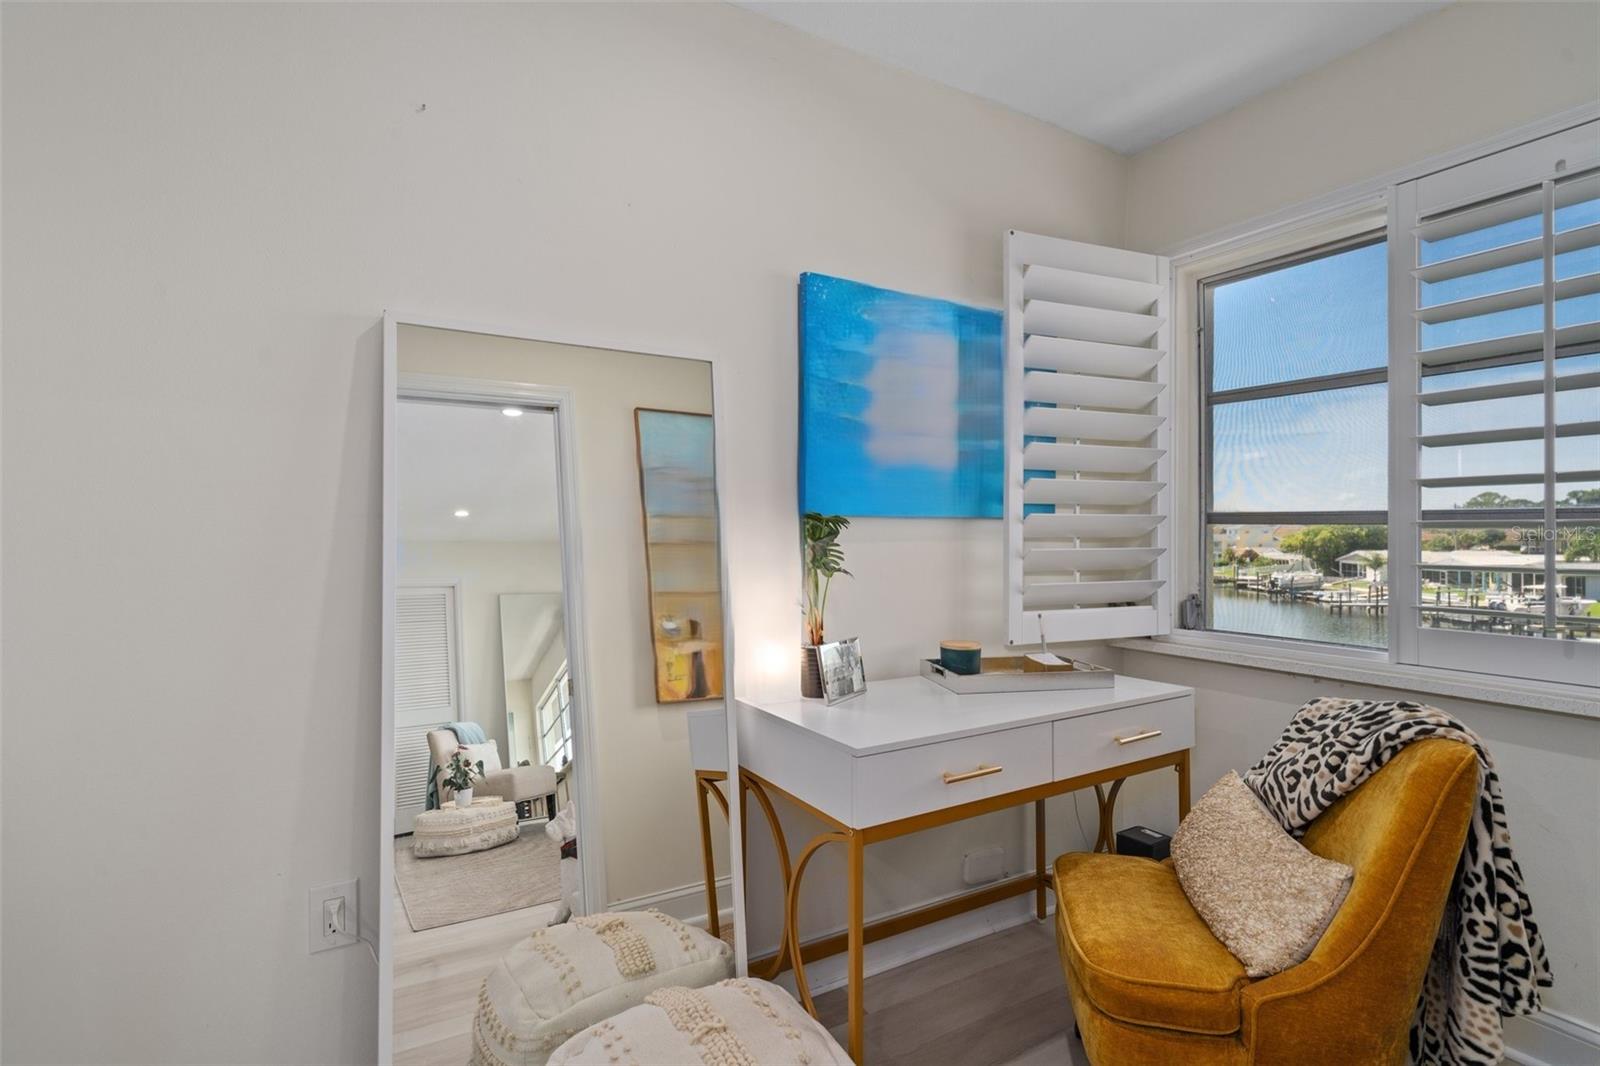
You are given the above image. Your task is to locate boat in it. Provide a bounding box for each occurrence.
[1268,563,1324,591]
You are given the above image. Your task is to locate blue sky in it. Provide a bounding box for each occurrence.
[1212,218,1599,514]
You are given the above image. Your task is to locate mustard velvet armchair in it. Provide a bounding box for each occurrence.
[1052,738,1480,1066]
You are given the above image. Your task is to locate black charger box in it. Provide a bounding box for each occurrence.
[1116,825,1171,860]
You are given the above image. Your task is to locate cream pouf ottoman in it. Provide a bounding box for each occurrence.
[412,798,518,858]
[470,910,733,1066]
[548,978,851,1065]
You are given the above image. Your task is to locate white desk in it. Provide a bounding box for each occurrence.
[736,674,1195,1063]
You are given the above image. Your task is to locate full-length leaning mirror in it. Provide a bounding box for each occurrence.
[380,316,743,1065]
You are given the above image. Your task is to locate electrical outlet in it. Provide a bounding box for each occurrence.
[308,879,359,954]
[962,845,1006,885]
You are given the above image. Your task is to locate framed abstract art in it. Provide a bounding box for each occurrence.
[799,272,1003,518]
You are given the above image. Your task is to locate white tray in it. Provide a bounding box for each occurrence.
[919,655,1116,693]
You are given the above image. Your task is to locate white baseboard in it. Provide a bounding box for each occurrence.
[607,875,733,932]
[1503,1010,1600,1066]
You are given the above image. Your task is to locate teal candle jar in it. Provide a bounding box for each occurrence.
[939,640,982,675]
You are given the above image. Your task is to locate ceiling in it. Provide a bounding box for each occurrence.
[398,400,562,542]
[739,1,1447,154]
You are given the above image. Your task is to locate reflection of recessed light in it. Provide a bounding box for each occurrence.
[502,407,523,418]
[454,509,470,518]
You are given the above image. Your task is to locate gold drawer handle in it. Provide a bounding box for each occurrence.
[1116,728,1163,745]
[942,764,1003,785]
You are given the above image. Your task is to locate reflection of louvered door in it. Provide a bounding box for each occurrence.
[395,725,440,833]
[1004,231,1173,644]
[394,585,459,832]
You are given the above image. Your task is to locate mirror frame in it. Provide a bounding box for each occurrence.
[379,311,745,1063]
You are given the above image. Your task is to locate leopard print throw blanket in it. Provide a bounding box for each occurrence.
[1241,698,1550,1066]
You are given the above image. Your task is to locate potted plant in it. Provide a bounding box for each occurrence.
[442,749,486,808]
[801,512,851,698]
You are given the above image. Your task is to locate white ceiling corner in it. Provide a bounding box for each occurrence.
[739,1,1449,154]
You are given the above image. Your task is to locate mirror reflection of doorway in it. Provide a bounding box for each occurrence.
[391,399,581,973]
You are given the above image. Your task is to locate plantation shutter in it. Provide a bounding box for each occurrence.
[1004,231,1173,644]
[1389,120,1600,686]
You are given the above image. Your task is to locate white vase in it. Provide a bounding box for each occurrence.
[454,788,474,808]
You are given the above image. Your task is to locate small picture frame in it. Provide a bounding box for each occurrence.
[817,637,867,705]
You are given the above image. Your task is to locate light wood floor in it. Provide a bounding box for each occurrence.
[393,893,562,1066]
[815,920,1088,1066]
[394,910,1085,1066]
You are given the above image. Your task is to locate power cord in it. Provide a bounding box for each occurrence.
[1071,790,1091,850]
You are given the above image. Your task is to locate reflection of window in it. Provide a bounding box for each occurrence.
[1202,238,1389,649]
[536,665,572,770]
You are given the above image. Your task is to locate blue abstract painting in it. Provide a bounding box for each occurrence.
[799,273,1003,518]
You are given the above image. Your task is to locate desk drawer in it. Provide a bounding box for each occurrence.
[853,724,1053,826]
[1053,696,1194,781]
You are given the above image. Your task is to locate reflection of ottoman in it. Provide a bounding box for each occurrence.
[470,910,733,1066]
[412,798,518,858]
[549,979,851,1065]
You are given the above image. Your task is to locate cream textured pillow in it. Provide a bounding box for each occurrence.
[1172,771,1353,977]
[470,910,733,1065]
[548,978,852,1065]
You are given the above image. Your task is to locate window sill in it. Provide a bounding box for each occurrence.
[1111,633,1599,719]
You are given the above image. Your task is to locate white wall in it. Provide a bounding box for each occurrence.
[399,540,564,760]
[1125,1,1600,252]
[2,6,1124,1059]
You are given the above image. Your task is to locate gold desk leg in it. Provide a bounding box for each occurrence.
[694,771,729,940]
[1092,778,1125,853]
[785,830,848,1018]
[1034,799,1047,920]
[1177,749,1192,821]
[740,772,795,980]
[847,830,865,1065]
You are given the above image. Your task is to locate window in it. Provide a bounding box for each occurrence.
[1201,236,1390,649]
[1195,120,1599,688]
[536,665,573,770]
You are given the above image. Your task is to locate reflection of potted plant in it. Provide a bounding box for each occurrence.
[443,750,485,808]
[801,512,851,699]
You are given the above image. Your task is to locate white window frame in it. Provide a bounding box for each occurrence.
[1121,103,1600,714]
[535,663,573,769]
[1197,230,1390,653]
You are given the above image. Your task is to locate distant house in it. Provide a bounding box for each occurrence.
[1336,553,1388,582]
[1339,548,1600,599]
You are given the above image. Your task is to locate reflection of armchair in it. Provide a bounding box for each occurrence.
[427,726,558,820]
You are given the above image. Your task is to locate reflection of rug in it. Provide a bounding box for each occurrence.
[394,830,561,931]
